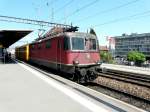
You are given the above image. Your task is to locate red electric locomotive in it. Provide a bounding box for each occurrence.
[21,26,101,83]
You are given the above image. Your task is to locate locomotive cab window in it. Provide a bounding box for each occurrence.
[71,37,84,50]
[89,39,96,50]
[85,38,97,51]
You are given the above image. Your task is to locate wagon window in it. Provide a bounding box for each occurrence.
[46,40,51,48]
[72,37,84,50]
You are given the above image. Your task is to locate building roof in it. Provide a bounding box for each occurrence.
[114,33,150,39]
[0,30,32,48]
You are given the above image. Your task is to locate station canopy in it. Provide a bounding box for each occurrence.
[0,30,32,48]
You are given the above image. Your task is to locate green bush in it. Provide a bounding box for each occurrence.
[127,51,146,66]
[100,51,112,63]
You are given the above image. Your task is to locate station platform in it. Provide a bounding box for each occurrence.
[101,63,150,76]
[0,60,146,112]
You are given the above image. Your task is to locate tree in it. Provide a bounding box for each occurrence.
[127,51,146,66]
[100,51,112,63]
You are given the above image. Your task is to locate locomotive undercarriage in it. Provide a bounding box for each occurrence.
[29,58,100,83]
[73,64,100,83]
[55,63,100,83]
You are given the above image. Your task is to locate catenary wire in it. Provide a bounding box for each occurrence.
[92,10,150,28]
[58,0,100,21]
[74,0,140,23]
[54,0,74,14]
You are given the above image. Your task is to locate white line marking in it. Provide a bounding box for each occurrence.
[18,62,110,112]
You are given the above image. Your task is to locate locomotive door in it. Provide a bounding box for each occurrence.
[57,39,62,70]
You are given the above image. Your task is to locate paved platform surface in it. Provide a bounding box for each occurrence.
[101,63,150,75]
[0,61,147,112]
[0,62,91,112]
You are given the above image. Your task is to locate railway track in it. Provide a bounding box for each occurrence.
[91,68,150,103]
[86,82,150,111]
[83,68,150,111]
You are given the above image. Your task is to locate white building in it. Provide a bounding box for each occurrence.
[114,33,150,60]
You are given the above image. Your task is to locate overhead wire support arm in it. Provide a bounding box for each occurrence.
[0,15,72,28]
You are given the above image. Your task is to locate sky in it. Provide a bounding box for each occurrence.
[0,0,150,48]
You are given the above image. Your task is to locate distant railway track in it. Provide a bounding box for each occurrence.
[97,68,150,88]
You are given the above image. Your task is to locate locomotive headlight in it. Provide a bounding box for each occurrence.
[96,60,102,65]
[73,60,79,65]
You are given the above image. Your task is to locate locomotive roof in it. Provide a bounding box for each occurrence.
[65,32,97,39]
[31,31,97,44]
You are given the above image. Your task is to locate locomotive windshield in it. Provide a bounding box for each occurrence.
[71,37,84,50]
[71,37,97,51]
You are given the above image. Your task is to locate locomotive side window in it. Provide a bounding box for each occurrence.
[58,40,61,48]
[38,43,41,49]
[64,37,70,50]
[31,44,35,50]
[72,37,84,50]
[46,40,51,48]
